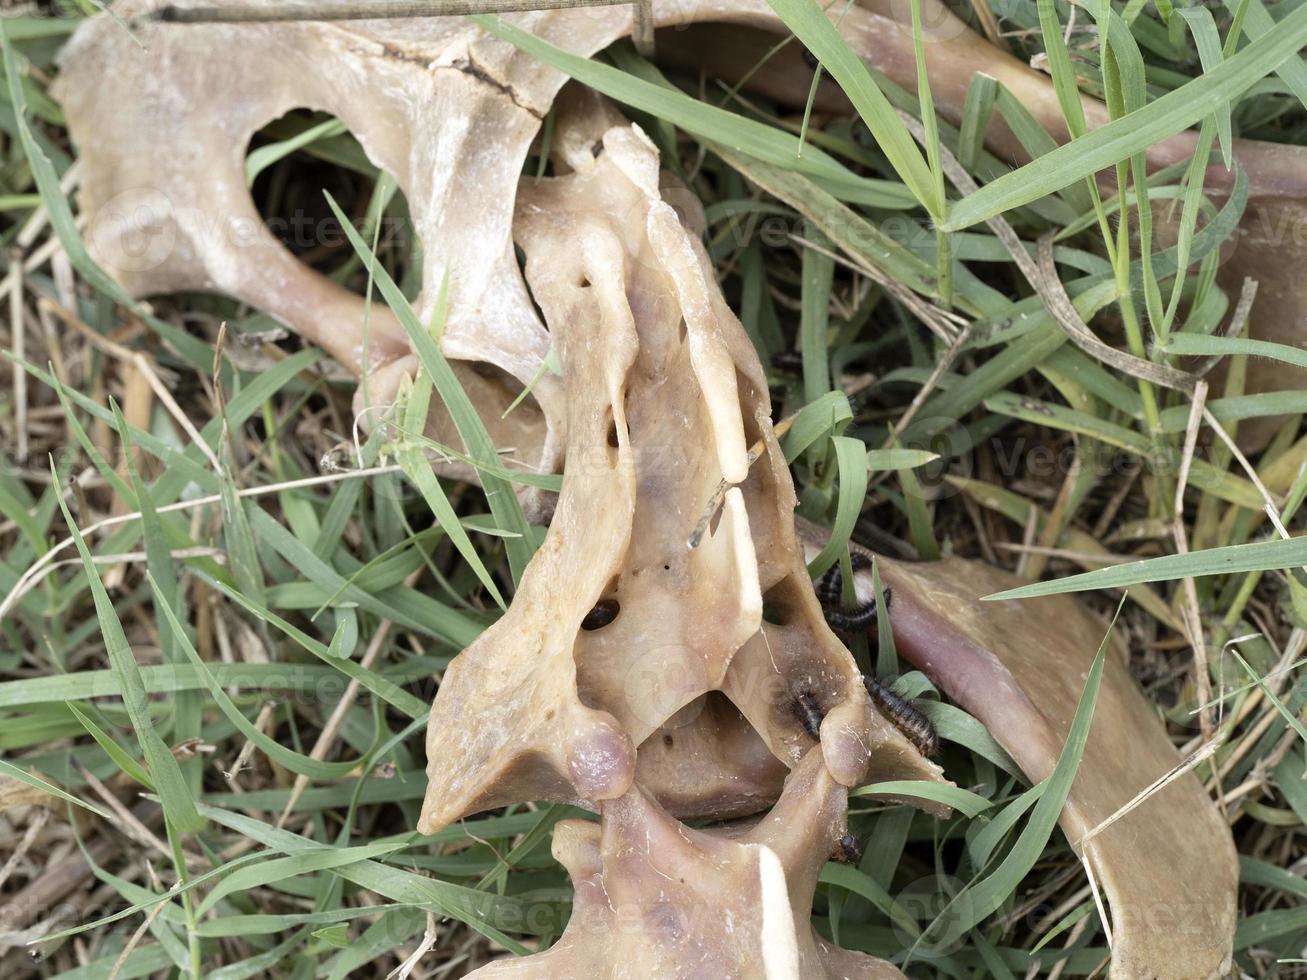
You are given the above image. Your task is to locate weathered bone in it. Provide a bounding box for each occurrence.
[54,3,1242,976]
[467,749,907,979]
[793,526,1239,980]
[418,96,944,830]
[419,92,932,976]
[59,0,1307,460]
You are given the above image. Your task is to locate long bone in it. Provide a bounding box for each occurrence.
[794,521,1240,980]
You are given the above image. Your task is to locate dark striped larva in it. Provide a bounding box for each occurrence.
[817,554,889,635]
[816,552,872,608]
[581,598,620,631]
[864,674,939,758]
[823,589,890,634]
[793,690,825,739]
[833,833,863,865]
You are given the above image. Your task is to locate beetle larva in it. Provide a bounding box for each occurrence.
[817,553,890,635]
[863,674,939,758]
[793,690,825,739]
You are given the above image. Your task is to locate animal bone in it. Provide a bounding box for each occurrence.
[60,0,1307,455]
[418,91,944,831]
[54,2,1241,976]
[60,0,1307,463]
[467,749,906,979]
[793,525,1239,980]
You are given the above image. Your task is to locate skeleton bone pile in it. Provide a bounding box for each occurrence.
[54,2,1241,976]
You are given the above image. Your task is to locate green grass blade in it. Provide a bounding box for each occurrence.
[1158,333,1307,369]
[988,536,1307,600]
[65,701,154,788]
[472,14,881,197]
[958,73,998,174]
[245,117,346,187]
[1233,0,1307,117]
[943,1,1307,229]
[324,193,536,584]
[807,435,869,577]
[866,448,939,471]
[52,465,204,833]
[781,390,853,462]
[396,369,506,610]
[0,759,111,820]
[924,603,1116,947]
[852,780,992,818]
[800,232,835,404]
[149,572,361,780]
[761,0,942,215]
[198,840,409,916]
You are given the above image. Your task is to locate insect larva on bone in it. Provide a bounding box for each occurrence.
[823,588,891,635]
[832,833,863,865]
[793,690,825,739]
[815,551,873,609]
[863,674,939,758]
[817,554,889,635]
[770,349,804,373]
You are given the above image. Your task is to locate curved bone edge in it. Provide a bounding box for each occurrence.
[871,555,1237,980]
[645,202,749,484]
[719,430,943,792]
[55,1,557,393]
[420,118,785,833]
[467,749,907,979]
[51,0,791,443]
[59,0,1307,448]
[423,106,928,829]
[519,122,767,731]
[415,159,645,832]
[633,692,789,821]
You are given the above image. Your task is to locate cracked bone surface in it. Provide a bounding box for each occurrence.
[55,2,1240,976]
[408,95,940,976]
[56,0,1307,461]
[418,93,944,834]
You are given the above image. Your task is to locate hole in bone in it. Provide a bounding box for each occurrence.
[654,24,851,115]
[581,598,620,631]
[635,692,787,820]
[761,580,797,626]
[246,111,414,289]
